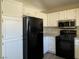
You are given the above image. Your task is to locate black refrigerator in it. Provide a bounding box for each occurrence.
[23,16,43,59]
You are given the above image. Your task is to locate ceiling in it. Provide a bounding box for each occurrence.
[17,0,79,13]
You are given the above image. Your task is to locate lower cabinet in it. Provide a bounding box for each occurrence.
[75,38,79,59]
[75,47,79,59]
[43,36,56,54]
[2,39,23,59]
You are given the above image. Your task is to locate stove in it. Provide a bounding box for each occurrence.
[56,30,76,59]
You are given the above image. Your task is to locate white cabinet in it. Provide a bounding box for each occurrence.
[2,0,23,17]
[47,9,78,27]
[76,8,79,26]
[2,39,23,59]
[75,38,79,59]
[43,36,50,54]
[48,37,56,54]
[65,9,76,19]
[2,16,22,40]
[43,36,56,54]
[59,11,66,20]
[59,9,76,20]
[48,12,59,27]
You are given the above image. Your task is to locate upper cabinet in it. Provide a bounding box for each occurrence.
[47,12,59,27]
[76,8,79,26]
[65,9,76,19]
[2,0,23,17]
[58,9,76,20]
[47,8,78,27]
[58,11,66,20]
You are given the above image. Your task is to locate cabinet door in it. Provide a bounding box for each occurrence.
[75,47,79,59]
[48,37,56,54]
[43,36,50,54]
[75,39,79,59]
[48,12,58,27]
[2,39,23,59]
[43,36,56,54]
[2,0,23,17]
[65,9,76,19]
[59,9,76,20]
[2,16,22,40]
[58,11,66,20]
[76,8,79,26]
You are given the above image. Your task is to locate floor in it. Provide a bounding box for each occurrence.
[43,52,64,59]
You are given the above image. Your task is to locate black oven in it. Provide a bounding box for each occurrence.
[56,30,76,59]
[56,36,74,59]
[60,30,76,37]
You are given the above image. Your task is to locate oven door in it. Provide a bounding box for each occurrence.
[56,36,74,59]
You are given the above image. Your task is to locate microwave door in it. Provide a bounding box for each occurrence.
[59,22,64,27]
[58,20,76,29]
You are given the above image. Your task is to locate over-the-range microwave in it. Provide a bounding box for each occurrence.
[58,20,76,29]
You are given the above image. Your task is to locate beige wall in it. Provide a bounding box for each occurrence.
[2,0,47,18]
[44,27,60,36]
[2,0,47,26]
[2,0,23,17]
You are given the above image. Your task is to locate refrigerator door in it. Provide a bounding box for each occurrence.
[23,16,43,59]
[28,17,43,59]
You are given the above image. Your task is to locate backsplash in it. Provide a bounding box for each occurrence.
[43,27,60,36]
[44,27,79,38]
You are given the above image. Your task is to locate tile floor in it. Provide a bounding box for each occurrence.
[43,52,64,59]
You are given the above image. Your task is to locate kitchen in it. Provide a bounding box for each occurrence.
[0,0,79,59]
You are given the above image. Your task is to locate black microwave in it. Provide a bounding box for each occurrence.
[58,20,76,29]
